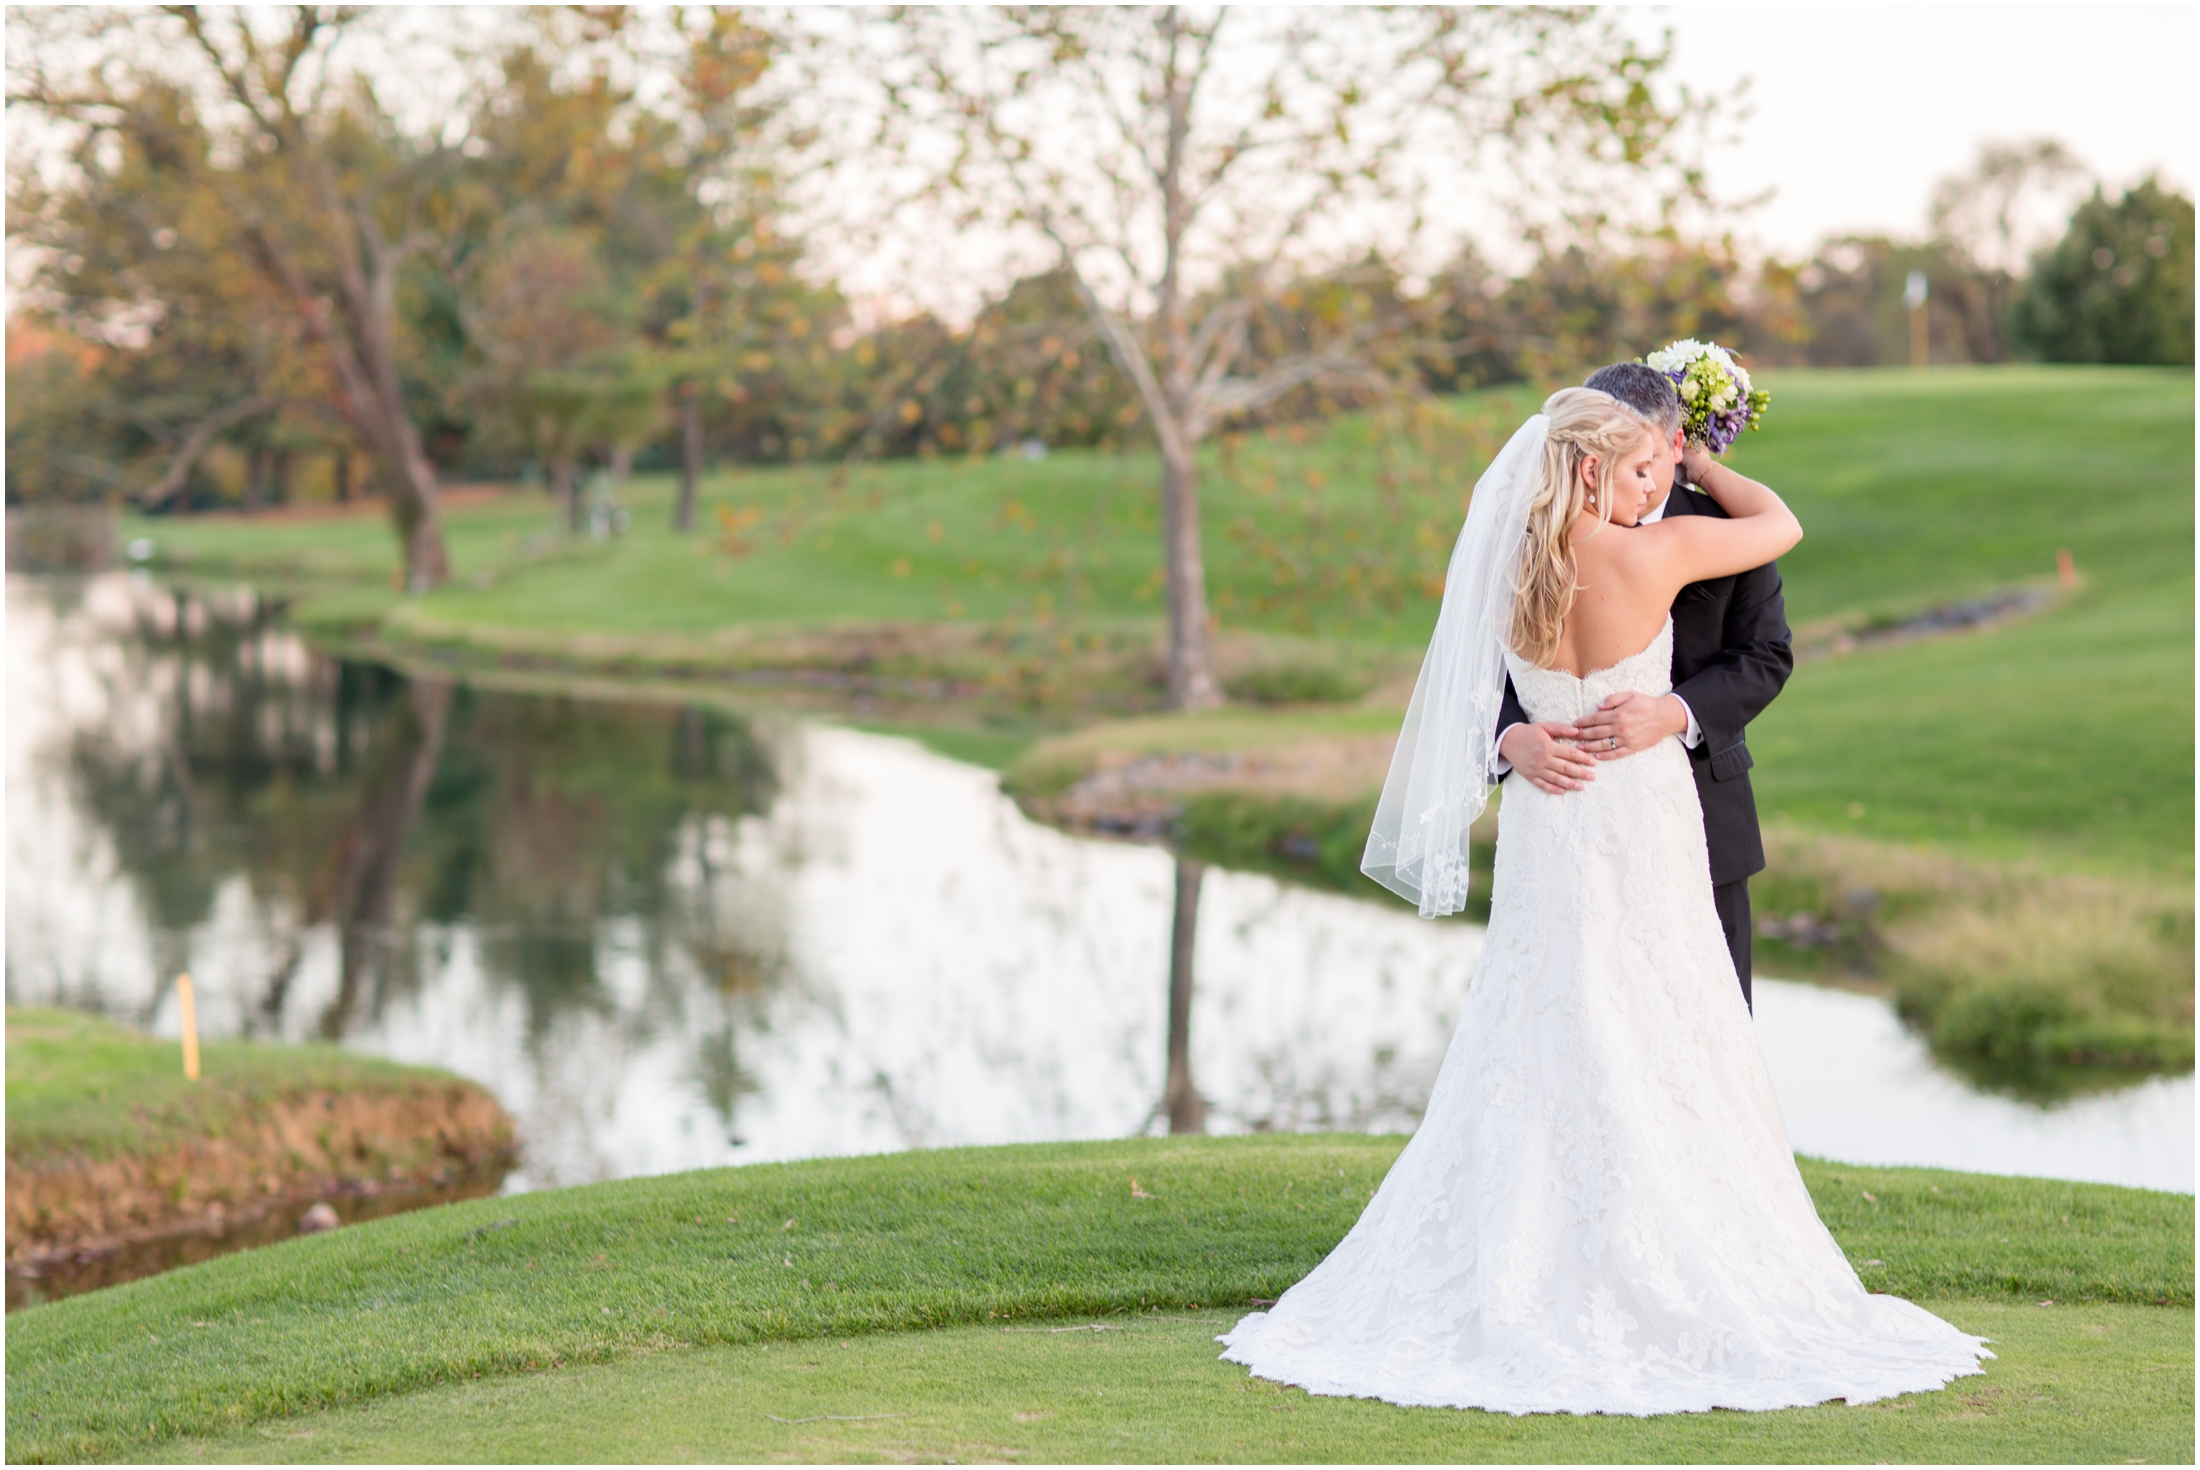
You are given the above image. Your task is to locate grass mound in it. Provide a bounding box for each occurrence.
[5,1008,505,1167]
[6,1135,2189,1462]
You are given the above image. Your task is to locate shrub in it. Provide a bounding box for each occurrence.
[2012,178,2196,365]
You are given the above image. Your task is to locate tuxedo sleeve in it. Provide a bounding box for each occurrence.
[1671,559,1793,778]
[1490,673,1530,783]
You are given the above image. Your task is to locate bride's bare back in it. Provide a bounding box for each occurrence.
[1553,436,1801,677]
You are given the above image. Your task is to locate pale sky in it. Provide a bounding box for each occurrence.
[7,5,2193,319]
[1652,3,2196,257]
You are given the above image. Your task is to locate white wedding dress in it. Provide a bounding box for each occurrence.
[1220,619,1991,1416]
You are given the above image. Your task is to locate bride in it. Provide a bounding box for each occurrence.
[1218,388,1990,1416]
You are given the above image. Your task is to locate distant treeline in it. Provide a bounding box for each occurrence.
[14,186,2188,518]
[6,8,2190,521]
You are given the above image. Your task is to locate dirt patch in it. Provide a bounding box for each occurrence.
[7,1081,515,1274]
[1030,737,1394,837]
[7,1166,507,1311]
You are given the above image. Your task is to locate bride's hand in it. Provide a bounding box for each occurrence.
[1499,720,1596,794]
[1680,442,1719,486]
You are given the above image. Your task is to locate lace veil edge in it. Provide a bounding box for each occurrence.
[1360,413,1548,918]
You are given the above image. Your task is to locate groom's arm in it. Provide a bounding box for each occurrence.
[1671,559,1794,772]
[1492,675,1530,774]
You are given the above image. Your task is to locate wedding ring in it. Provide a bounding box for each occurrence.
[1608,736,1618,750]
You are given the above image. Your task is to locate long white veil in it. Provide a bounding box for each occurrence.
[1361,413,1550,917]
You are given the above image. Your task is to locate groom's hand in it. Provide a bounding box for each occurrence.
[1499,721,1597,794]
[1576,692,1691,760]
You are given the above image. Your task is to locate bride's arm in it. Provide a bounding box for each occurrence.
[1646,450,1802,586]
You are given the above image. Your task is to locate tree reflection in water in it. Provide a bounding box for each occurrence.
[19,579,2193,1193]
[53,582,784,1144]
[1163,855,1208,1135]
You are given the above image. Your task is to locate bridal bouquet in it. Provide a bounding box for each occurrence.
[1644,339,1770,454]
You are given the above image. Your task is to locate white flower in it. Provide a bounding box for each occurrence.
[1646,338,1708,373]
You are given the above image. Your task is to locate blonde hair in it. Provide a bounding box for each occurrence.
[1510,387,1658,669]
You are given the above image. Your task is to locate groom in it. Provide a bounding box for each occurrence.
[1493,361,1794,1009]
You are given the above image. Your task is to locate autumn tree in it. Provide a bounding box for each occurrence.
[6,62,330,508]
[832,6,1700,709]
[10,7,801,583]
[8,8,515,585]
[465,230,634,529]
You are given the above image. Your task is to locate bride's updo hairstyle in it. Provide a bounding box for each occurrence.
[1510,387,1657,668]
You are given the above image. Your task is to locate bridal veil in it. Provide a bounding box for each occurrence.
[1361,412,1549,917]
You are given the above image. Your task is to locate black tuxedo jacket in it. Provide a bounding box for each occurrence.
[1496,478,1794,887]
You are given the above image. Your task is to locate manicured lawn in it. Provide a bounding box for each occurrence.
[163,1299,2190,1465]
[1722,367,2191,627]
[1724,368,2194,876]
[7,1135,2190,1463]
[130,366,2194,877]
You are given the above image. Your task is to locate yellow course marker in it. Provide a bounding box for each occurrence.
[178,972,201,1081]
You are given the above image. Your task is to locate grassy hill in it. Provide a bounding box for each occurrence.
[1724,368,2191,873]
[7,1136,2191,1463]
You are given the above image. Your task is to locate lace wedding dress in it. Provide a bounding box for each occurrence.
[1220,619,1991,1416]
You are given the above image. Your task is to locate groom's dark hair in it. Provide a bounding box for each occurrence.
[1585,362,1681,437]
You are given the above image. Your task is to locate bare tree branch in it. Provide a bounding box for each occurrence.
[136,394,281,506]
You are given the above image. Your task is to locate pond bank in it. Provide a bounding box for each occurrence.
[1003,715,2196,1097]
[5,1008,516,1308]
[292,589,1403,723]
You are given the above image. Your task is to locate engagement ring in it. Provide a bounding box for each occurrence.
[1608,736,1618,750]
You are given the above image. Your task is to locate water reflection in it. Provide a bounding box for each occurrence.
[6,575,2190,1197]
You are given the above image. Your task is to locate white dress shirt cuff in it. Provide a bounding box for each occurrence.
[1674,696,1703,749]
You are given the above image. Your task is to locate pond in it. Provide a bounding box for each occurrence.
[7,574,2191,1222]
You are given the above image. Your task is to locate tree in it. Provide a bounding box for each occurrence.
[466,229,629,528]
[1928,139,2088,362]
[632,10,794,533]
[2012,178,2195,366]
[8,8,508,587]
[837,7,1698,709]
[6,66,328,509]
[646,214,843,529]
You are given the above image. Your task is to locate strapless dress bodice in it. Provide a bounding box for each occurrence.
[1504,616,1674,726]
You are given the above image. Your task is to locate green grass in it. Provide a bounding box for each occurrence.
[6,1136,2190,1463]
[129,366,2194,878]
[162,1301,2190,1465]
[5,1007,479,1165]
[1725,368,2194,876]
[122,368,2196,1086]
